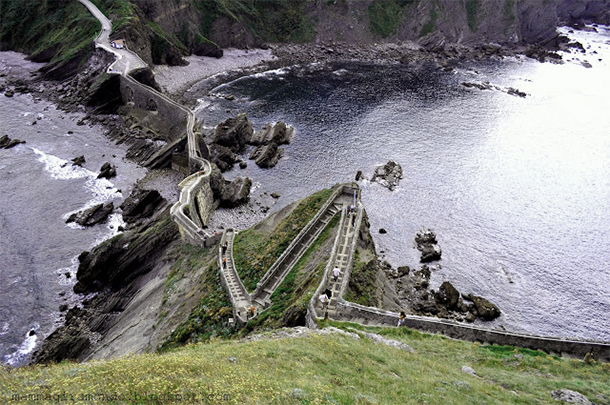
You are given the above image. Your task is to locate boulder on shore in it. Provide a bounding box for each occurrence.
[66,202,114,227]
[371,160,403,190]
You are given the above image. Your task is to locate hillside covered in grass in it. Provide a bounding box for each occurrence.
[2,322,608,404]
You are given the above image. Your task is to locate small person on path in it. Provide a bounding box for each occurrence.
[247,306,255,320]
[397,311,406,327]
[333,267,340,282]
[222,242,227,254]
[222,257,227,269]
[319,293,328,310]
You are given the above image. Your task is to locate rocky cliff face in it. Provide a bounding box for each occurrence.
[557,0,610,25]
[310,0,559,47]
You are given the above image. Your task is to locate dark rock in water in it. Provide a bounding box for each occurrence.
[66,202,114,227]
[193,41,223,58]
[220,177,252,208]
[71,155,86,167]
[464,294,501,321]
[0,134,26,149]
[415,229,437,245]
[239,160,247,169]
[379,228,387,234]
[270,192,280,199]
[247,122,293,147]
[420,244,442,262]
[97,162,116,179]
[253,142,284,168]
[436,281,460,309]
[213,113,252,152]
[120,189,164,224]
[355,170,363,181]
[371,160,402,190]
[415,228,442,262]
[59,304,68,312]
[4,89,14,97]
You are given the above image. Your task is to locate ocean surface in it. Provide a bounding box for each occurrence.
[187,26,610,342]
[0,53,146,365]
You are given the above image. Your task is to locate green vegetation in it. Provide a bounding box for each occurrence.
[160,244,234,351]
[466,0,480,31]
[504,0,516,22]
[3,321,608,404]
[0,1,99,65]
[420,7,438,37]
[245,214,340,332]
[368,0,413,38]
[233,188,333,292]
[343,250,382,307]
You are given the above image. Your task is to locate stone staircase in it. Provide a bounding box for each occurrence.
[218,229,252,323]
[314,202,360,318]
[250,196,346,308]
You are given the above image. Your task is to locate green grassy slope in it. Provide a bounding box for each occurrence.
[2,323,608,404]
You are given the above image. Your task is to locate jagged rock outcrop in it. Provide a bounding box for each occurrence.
[247,121,294,146]
[209,143,240,172]
[246,121,293,168]
[66,203,114,227]
[371,160,402,190]
[250,142,284,169]
[213,113,252,152]
[34,207,179,364]
[209,166,252,208]
[435,281,460,310]
[557,0,610,26]
[120,188,164,224]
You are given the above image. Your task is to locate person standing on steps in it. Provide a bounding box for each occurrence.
[319,293,328,311]
[333,267,340,282]
[222,257,227,269]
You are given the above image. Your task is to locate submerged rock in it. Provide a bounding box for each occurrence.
[71,155,86,166]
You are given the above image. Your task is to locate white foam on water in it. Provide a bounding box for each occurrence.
[55,255,79,287]
[3,326,39,366]
[0,323,9,336]
[32,147,90,180]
